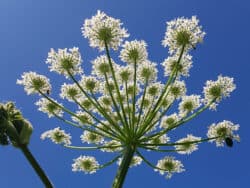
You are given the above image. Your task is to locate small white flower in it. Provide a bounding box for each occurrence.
[72,111,94,126]
[35,98,63,118]
[137,60,158,83]
[17,72,51,95]
[207,120,240,147]
[160,113,179,129]
[203,75,236,110]
[41,127,71,145]
[117,156,142,168]
[155,156,185,179]
[162,53,192,77]
[147,82,164,97]
[175,134,201,154]
[77,97,94,111]
[120,40,148,64]
[82,10,129,51]
[178,95,201,117]
[162,16,205,54]
[80,76,100,93]
[60,83,81,102]
[101,140,122,152]
[116,65,133,83]
[46,47,83,78]
[72,155,99,174]
[81,130,104,144]
[147,134,170,149]
[169,80,186,99]
[91,55,117,78]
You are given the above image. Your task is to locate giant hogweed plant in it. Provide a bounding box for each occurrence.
[17,11,240,188]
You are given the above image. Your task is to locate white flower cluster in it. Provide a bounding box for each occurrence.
[155,156,185,179]
[160,113,180,129]
[17,11,239,183]
[162,16,205,54]
[35,98,63,118]
[72,155,99,174]
[82,10,129,51]
[175,134,201,154]
[41,127,71,145]
[46,47,83,78]
[203,75,236,110]
[120,40,148,64]
[162,53,192,77]
[117,156,142,168]
[81,130,104,144]
[207,120,240,147]
[17,72,51,95]
[60,83,81,102]
[178,95,201,117]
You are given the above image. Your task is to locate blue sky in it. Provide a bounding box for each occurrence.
[0,0,249,187]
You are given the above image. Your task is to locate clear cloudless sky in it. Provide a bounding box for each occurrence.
[0,0,249,188]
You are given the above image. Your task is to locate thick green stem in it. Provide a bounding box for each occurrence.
[20,145,54,188]
[112,146,135,188]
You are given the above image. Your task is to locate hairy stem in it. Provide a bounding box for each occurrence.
[112,146,135,188]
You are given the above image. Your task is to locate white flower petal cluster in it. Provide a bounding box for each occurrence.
[120,40,148,64]
[116,65,133,83]
[17,72,51,95]
[117,156,142,168]
[160,113,179,129]
[46,47,83,78]
[80,76,100,93]
[72,111,94,126]
[162,53,192,77]
[170,80,186,99]
[147,82,164,97]
[72,155,99,174]
[81,130,104,144]
[207,120,240,147]
[147,134,170,149]
[82,10,129,51]
[101,140,122,152]
[137,60,158,83]
[60,83,81,102]
[41,127,71,145]
[178,95,201,117]
[155,156,185,179]
[35,98,63,118]
[203,75,236,110]
[175,134,201,154]
[162,16,205,54]
[91,55,116,78]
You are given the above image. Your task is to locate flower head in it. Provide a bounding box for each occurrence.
[162,16,205,54]
[17,72,51,95]
[41,127,71,145]
[81,130,104,144]
[155,156,185,178]
[178,95,201,117]
[162,53,192,77]
[169,80,186,99]
[175,134,201,154]
[207,120,240,147]
[46,47,83,78]
[35,98,63,118]
[60,83,81,102]
[160,113,179,129]
[137,60,158,83]
[120,40,148,64]
[82,10,129,51]
[203,75,236,110]
[72,155,99,174]
[117,156,142,168]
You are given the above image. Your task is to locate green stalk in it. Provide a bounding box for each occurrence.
[112,146,136,188]
[20,145,54,188]
[5,120,53,188]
